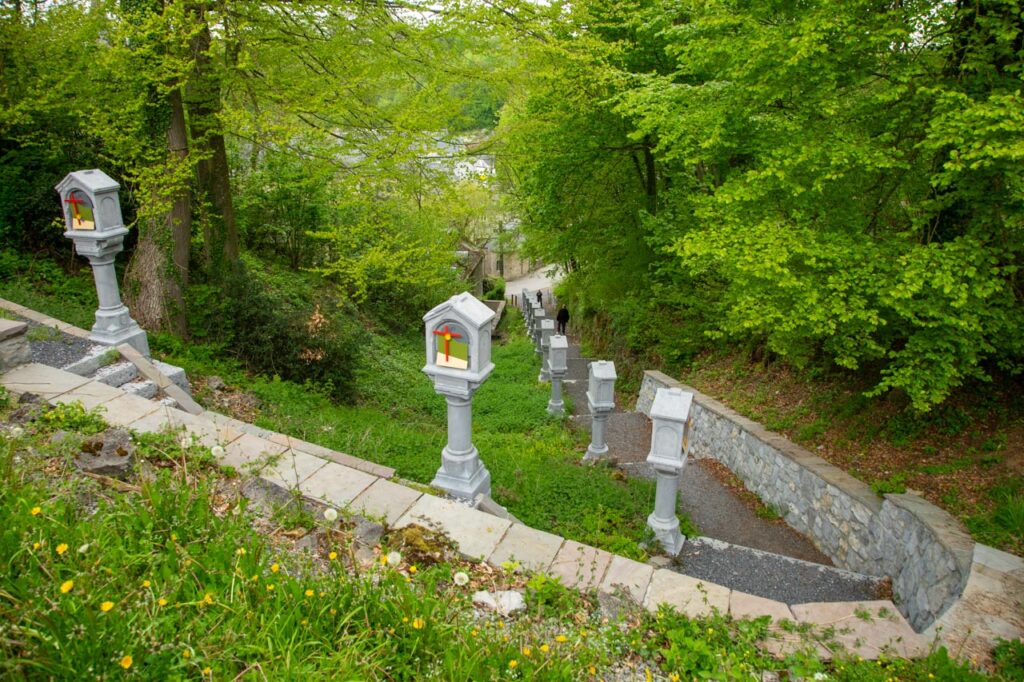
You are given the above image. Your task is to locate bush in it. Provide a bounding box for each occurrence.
[482,276,505,300]
[193,263,361,400]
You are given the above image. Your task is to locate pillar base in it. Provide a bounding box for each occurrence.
[647,512,685,556]
[546,399,564,416]
[90,306,149,356]
[432,447,491,500]
[583,442,609,460]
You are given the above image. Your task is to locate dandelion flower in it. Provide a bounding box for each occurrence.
[30,506,41,516]
[158,597,168,606]
[588,666,597,675]
[412,617,425,629]
[120,655,133,669]
[669,675,680,682]
[304,589,314,597]
[508,660,518,670]
[408,565,417,574]
[522,646,532,657]
[266,585,275,592]
[386,551,401,566]
[453,571,469,586]
[203,667,211,675]
[270,563,280,573]
[201,593,214,606]
[211,445,225,458]
[142,580,151,588]
[540,644,549,653]
[555,635,567,643]
[60,580,74,594]
[56,543,68,555]
[32,542,40,550]
[236,547,246,556]
[470,629,478,637]
[328,551,337,560]
[183,650,191,659]
[323,508,338,522]
[100,601,114,612]
[580,629,588,637]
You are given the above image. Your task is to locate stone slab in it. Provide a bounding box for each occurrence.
[265,432,395,479]
[790,600,929,659]
[974,543,1024,574]
[1,362,91,399]
[644,569,730,618]
[299,460,378,507]
[548,540,613,590]
[600,555,654,604]
[125,404,178,433]
[349,478,423,526]
[0,319,27,341]
[98,393,164,427]
[261,449,330,490]
[729,591,794,622]
[487,523,564,572]
[395,494,512,560]
[221,433,289,472]
[49,380,124,411]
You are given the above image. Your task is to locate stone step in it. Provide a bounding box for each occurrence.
[121,379,158,400]
[60,344,117,376]
[92,360,139,388]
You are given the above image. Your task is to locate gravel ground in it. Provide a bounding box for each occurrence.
[674,536,883,605]
[20,319,96,369]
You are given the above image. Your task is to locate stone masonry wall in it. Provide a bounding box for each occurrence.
[636,370,975,631]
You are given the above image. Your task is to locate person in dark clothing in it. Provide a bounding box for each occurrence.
[556,305,570,335]
[536,290,543,305]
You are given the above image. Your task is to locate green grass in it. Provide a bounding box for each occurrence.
[0,405,1006,680]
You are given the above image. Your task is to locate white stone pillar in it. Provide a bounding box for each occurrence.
[584,361,616,460]
[538,318,555,381]
[547,335,568,415]
[432,394,491,499]
[645,387,694,556]
[533,309,547,355]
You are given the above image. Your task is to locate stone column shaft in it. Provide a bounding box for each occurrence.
[547,372,565,415]
[585,411,610,459]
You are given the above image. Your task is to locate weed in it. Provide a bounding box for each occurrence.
[39,401,107,435]
[796,417,828,442]
[870,472,907,496]
[26,324,61,342]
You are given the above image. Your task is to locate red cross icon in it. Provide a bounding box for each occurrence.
[432,324,462,362]
[64,194,86,225]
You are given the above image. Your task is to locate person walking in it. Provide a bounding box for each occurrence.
[556,305,570,335]
[535,290,543,305]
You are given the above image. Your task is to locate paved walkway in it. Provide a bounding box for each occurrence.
[0,298,941,662]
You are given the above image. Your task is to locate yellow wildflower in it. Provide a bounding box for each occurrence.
[270,563,280,573]
[580,629,588,637]
[409,565,417,574]
[201,593,214,606]
[669,674,680,682]
[588,666,597,675]
[555,635,567,643]
[540,644,549,653]
[31,507,41,516]
[412,617,425,630]
[183,650,191,659]
[142,580,151,588]
[328,551,337,560]
[60,580,74,594]
[158,597,168,606]
[508,660,518,670]
[32,542,40,550]
[120,655,133,669]
[266,584,275,592]
[203,667,211,675]
[56,543,68,555]
[304,589,314,597]
[470,629,478,637]
[100,601,114,612]
[522,646,532,657]
[330,608,337,615]
[236,547,246,556]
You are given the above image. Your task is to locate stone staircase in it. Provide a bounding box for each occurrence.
[58,342,189,405]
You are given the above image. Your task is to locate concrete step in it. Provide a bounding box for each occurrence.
[121,378,158,400]
[93,360,139,388]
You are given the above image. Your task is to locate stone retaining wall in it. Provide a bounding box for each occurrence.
[636,370,975,631]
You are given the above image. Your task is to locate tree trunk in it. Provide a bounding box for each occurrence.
[187,5,238,267]
[124,86,191,336]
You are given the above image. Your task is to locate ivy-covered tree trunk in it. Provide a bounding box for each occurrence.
[124,87,191,336]
[186,2,238,268]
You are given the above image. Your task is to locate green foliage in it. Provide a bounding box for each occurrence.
[870,473,908,497]
[482,275,505,300]
[497,0,1024,411]
[993,638,1024,681]
[38,402,107,436]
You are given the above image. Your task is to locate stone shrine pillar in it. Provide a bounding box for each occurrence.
[422,292,495,500]
[538,318,555,381]
[645,387,693,556]
[584,360,617,460]
[532,308,547,355]
[55,170,149,356]
[547,335,568,415]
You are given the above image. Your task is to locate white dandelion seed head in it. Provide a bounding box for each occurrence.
[387,551,402,566]
[453,571,469,586]
[323,508,338,522]
[210,445,225,458]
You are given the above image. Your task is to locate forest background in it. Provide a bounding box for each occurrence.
[1,0,1022,543]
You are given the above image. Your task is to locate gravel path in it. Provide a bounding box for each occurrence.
[674,537,883,605]
[19,319,96,369]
